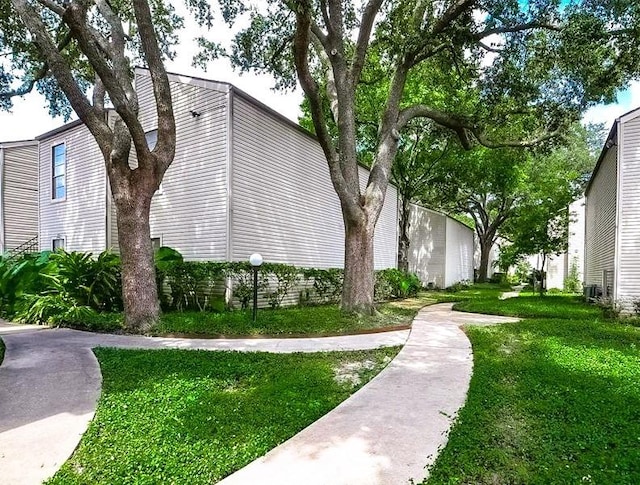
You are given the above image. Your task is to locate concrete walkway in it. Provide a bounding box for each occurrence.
[0,304,518,485]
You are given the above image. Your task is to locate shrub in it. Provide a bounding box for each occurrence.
[564,257,582,294]
[227,262,268,310]
[375,269,421,300]
[155,246,184,310]
[446,280,472,293]
[262,263,299,309]
[0,252,53,316]
[166,261,226,311]
[301,268,344,304]
[51,250,122,312]
[594,296,621,320]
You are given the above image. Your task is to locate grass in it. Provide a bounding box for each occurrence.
[64,295,438,337]
[424,292,640,484]
[46,346,399,484]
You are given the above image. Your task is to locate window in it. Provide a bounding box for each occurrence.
[52,143,66,199]
[52,238,65,251]
[145,129,158,150]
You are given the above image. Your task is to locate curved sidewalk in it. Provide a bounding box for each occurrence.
[0,323,408,485]
[0,304,518,485]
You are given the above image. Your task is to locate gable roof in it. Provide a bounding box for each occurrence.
[585,105,640,195]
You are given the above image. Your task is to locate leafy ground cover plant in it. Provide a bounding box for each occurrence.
[424,293,640,484]
[46,346,399,485]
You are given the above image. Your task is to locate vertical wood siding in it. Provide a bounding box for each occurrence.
[2,143,38,251]
[584,147,617,289]
[38,124,106,252]
[407,204,447,288]
[230,94,397,269]
[123,72,229,261]
[444,217,474,287]
[616,116,640,306]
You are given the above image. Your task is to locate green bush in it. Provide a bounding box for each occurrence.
[166,261,226,311]
[227,261,268,310]
[154,246,184,310]
[262,263,299,309]
[301,268,344,304]
[375,269,422,300]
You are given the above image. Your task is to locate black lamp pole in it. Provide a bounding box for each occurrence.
[249,253,263,323]
[252,265,258,323]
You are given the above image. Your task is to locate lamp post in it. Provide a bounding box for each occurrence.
[249,253,263,322]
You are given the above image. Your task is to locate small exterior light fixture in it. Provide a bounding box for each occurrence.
[249,253,263,322]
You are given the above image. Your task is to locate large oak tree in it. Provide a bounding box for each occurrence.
[217,0,640,314]
[0,0,211,332]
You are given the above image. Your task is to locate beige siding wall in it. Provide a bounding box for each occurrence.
[585,147,617,289]
[38,124,107,253]
[616,116,640,306]
[444,218,474,287]
[127,71,229,261]
[1,142,38,252]
[230,93,397,269]
[407,204,446,288]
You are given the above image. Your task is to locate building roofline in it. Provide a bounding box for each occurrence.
[409,201,475,231]
[35,119,84,141]
[585,104,640,196]
[137,67,319,143]
[0,139,38,148]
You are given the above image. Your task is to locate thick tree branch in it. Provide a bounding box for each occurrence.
[132,0,175,173]
[351,0,383,88]
[10,0,112,154]
[473,21,561,40]
[292,1,356,212]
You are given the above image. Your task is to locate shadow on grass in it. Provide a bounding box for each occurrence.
[425,316,640,485]
[47,347,398,485]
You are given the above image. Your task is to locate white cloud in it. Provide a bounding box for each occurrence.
[582,81,640,129]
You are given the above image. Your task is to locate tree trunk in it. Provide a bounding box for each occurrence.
[477,236,492,283]
[397,195,410,272]
[342,218,376,315]
[114,192,159,333]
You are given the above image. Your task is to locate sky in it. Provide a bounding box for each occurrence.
[1,8,639,144]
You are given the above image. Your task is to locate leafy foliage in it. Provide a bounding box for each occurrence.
[47,346,400,484]
[425,294,640,484]
[300,268,344,305]
[375,269,422,301]
[262,263,299,309]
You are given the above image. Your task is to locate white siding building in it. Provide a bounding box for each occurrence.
[585,107,640,310]
[37,70,399,270]
[407,204,474,288]
[0,140,39,254]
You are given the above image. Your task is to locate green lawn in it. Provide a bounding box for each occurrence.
[425,293,640,484]
[47,346,399,484]
[66,296,438,337]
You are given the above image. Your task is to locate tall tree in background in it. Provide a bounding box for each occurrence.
[428,124,596,281]
[219,0,640,314]
[0,1,212,331]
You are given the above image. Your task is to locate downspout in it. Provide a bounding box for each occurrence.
[105,174,111,251]
[224,86,234,306]
[0,145,5,253]
[613,120,622,304]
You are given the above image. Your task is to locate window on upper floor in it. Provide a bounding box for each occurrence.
[52,143,66,200]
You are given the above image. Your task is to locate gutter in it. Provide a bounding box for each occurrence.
[224,85,234,305]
